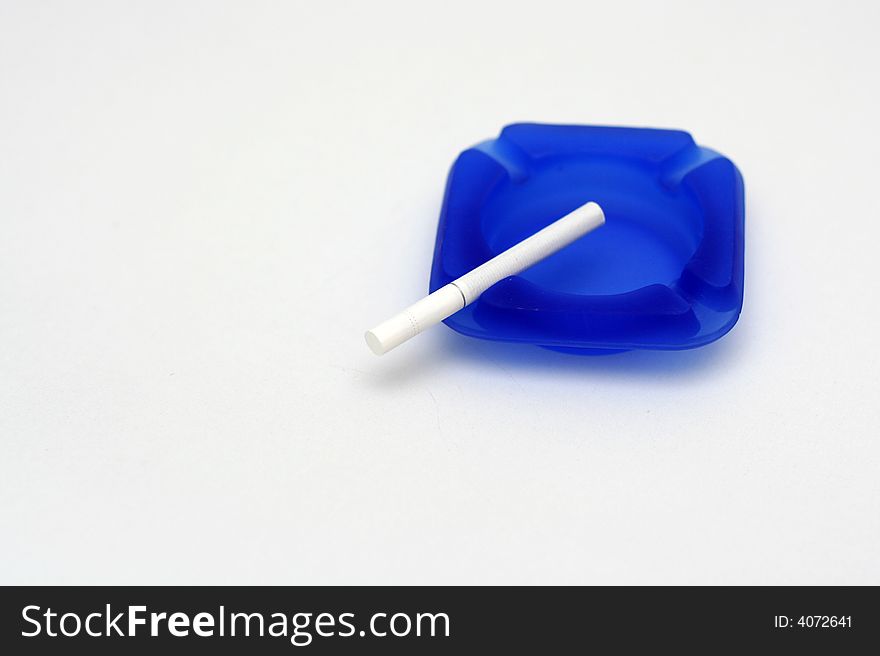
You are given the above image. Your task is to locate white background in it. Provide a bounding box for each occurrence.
[1,1,878,585]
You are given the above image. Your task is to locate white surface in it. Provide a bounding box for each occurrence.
[366,201,604,355]
[1,1,878,585]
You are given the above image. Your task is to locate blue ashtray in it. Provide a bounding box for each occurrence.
[429,123,745,353]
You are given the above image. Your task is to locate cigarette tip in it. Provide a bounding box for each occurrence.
[365,330,384,356]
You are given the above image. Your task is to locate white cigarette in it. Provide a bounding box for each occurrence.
[365,201,605,355]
